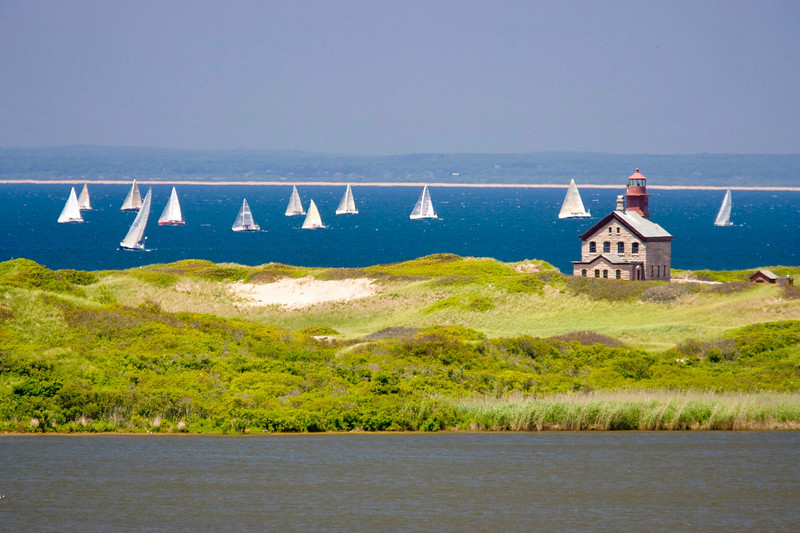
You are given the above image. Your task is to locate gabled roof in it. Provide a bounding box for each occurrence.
[580,210,672,241]
[750,269,778,280]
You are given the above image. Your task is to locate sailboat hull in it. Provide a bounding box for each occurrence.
[158,220,186,226]
[119,243,148,251]
[558,211,592,219]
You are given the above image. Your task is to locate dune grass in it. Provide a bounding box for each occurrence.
[87,259,800,352]
[451,390,800,431]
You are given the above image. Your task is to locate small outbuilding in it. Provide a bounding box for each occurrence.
[749,270,794,285]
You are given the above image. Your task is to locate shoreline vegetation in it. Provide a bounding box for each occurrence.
[1,255,798,434]
[1,179,799,192]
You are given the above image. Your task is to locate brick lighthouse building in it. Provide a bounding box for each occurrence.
[572,169,673,281]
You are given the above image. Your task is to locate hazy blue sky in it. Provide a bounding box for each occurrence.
[1,0,798,155]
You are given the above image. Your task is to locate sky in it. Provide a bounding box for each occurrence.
[0,0,798,155]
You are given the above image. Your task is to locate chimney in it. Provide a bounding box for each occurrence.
[616,195,625,212]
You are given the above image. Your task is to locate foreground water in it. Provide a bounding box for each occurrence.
[0,432,797,532]
[1,184,798,272]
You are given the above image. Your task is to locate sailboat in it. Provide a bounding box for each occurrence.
[285,186,306,216]
[120,179,143,211]
[57,187,84,223]
[119,188,152,250]
[714,188,733,226]
[335,184,359,215]
[558,179,591,219]
[409,185,436,219]
[158,187,185,226]
[232,199,260,232]
[78,183,92,210]
[301,200,325,229]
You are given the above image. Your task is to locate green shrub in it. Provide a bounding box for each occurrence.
[198,266,249,282]
[641,283,690,302]
[551,331,623,347]
[426,294,494,313]
[129,270,179,287]
[500,274,544,294]
[419,325,486,341]
[563,276,652,301]
[57,269,98,285]
[300,326,340,336]
[0,259,84,295]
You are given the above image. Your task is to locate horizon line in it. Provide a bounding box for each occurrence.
[1,179,798,192]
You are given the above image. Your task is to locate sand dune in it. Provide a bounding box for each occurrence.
[229,276,377,309]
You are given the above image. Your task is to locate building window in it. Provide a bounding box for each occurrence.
[616,227,620,234]
[608,227,612,233]
[632,242,639,254]
[603,242,610,253]
[581,269,587,277]
[589,242,596,253]
[651,264,654,277]
[617,242,624,254]
[657,265,660,277]
[615,270,621,279]
[603,270,608,278]
[663,264,668,277]
[595,269,600,278]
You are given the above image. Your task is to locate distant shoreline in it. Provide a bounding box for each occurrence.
[0,179,798,191]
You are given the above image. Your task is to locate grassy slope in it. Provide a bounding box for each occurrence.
[101,258,800,351]
[1,256,799,433]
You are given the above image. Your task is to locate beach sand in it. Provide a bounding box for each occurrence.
[229,276,378,309]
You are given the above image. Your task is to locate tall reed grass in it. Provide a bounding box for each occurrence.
[450,390,800,431]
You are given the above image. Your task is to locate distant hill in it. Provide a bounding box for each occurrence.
[0,146,798,186]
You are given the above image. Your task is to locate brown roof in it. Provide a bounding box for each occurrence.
[750,269,778,280]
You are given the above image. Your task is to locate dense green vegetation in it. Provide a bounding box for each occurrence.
[1,257,798,433]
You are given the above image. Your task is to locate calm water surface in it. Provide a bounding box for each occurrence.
[1,432,798,532]
[1,185,798,272]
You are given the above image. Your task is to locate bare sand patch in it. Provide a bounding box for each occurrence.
[229,276,378,309]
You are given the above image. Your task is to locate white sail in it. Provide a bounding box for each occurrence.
[78,183,92,210]
[119,188,152,250]
[714,188,733,226]
[558,179,591,219]
[335,184,359,215]
[57,187,84,223]
[232,198,260,232]
[120,179,143,211]
[409,185,436,219]
[158,187,185,225]
[285,186,305,216]
[301,199,325,229]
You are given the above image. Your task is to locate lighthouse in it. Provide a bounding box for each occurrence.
[624,168,650,218]
[571,168,672,281]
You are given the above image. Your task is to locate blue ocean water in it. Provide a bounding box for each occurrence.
[0,183,798,272]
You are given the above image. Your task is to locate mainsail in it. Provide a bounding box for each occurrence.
[558,179,591,219]
[57,187,84,223]
[78,183,92,210]
[232,198,260,232]
[714,188,733,226]
[120,179,143,211]
[158,187,185,226]
[335,184,359,215]
[409,185,436,219]
[119,188,152,250]
[285,186,305,216]
[301,200,325,229]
